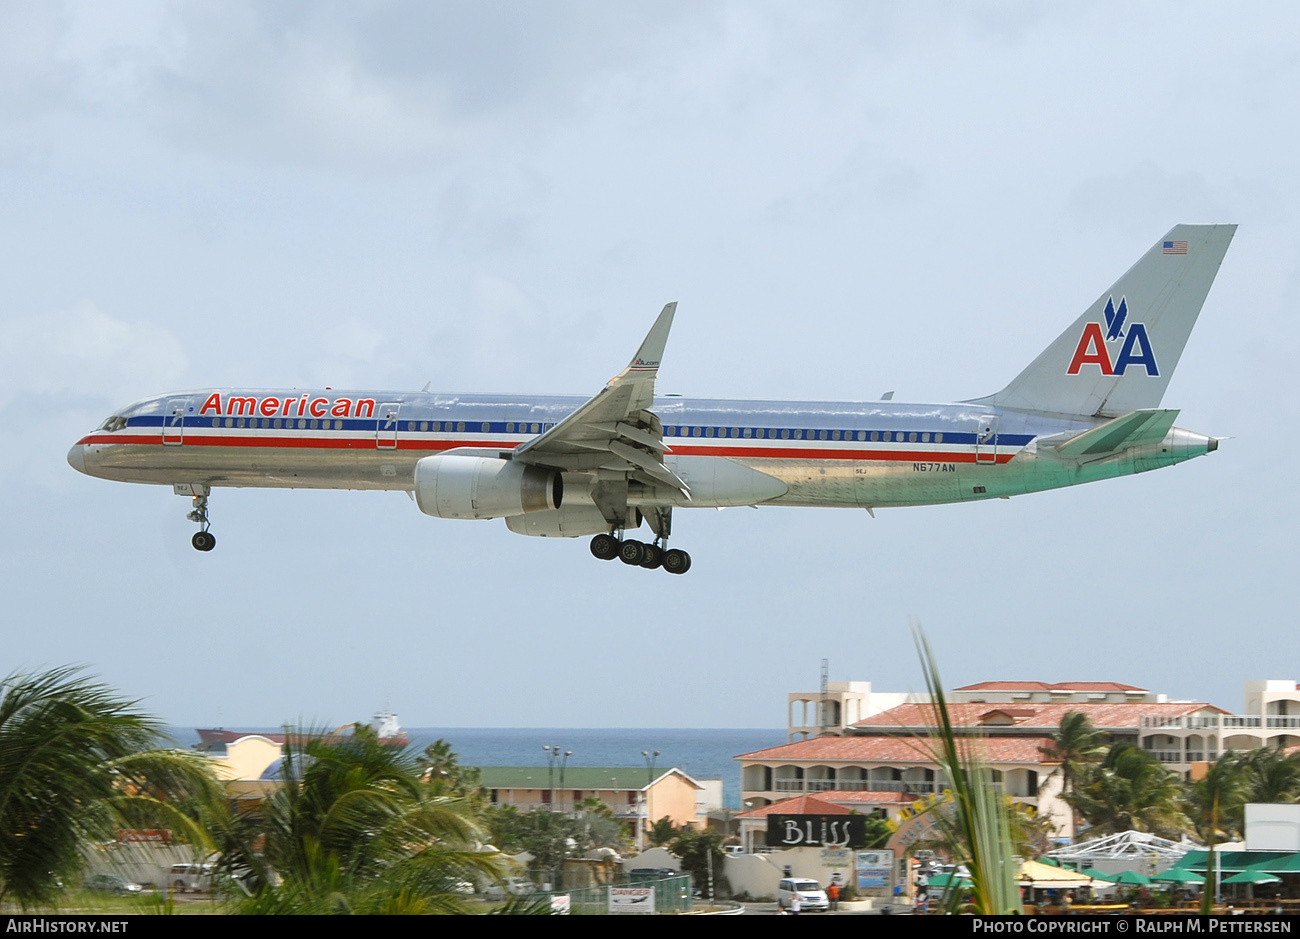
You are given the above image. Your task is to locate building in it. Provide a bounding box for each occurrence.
[787,680,929,741]
[1144,680,1300,765]
[477,766,706,844]
[734,790,918,854]
[741,679,1230,839]
[194,717,409,806]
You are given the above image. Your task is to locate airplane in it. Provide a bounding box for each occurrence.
[68,224,1234,575]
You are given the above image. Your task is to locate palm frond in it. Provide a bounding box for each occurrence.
[0,667,220,909]
[912,625,1022,915]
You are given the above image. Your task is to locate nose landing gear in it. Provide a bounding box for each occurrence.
[176,483,216,552]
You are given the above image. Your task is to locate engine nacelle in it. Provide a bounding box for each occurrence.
[505,504,622,538]
[414,455,561,520]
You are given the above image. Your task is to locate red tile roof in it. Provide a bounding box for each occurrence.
[852,700,1223,732]
[815,789,921,805]
[954,681,1148,692]
[736,795,852,819]
[737,735,1058,765]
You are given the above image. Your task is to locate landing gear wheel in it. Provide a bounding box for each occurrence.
[185,489,215,552]
[662,548,691,574]
[590,533,619,560]
[640,544,663,569]
[618,540,647,565]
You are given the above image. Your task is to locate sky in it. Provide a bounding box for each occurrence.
[3,1,1298,729]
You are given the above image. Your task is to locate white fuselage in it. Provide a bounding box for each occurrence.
[68,388,1215,518]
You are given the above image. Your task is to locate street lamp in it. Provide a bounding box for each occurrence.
[543,744,558,810]
[544,745,573,812]
[641,749,660,785]
[639,749,660,852]
[558,749,573,810]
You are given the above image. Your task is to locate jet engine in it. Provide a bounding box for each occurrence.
[414,455,561,519]
[505,504,620,537]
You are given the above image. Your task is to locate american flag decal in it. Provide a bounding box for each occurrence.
[1163,240,1188,255]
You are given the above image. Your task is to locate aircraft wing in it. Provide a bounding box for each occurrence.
[512,303,689,497]
[1046,408,1180,458]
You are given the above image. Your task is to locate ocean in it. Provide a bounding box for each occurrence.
[173,726,784,809]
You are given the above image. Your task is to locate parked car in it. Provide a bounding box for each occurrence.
[85,874,143,895]
[777,878,829,912]
[627,867,679,882]
[483,877,535,899]
[628,868,692,903]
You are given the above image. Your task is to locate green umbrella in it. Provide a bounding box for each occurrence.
[1154,869,1205,884]
[1081,869,1119,883]
[926,873,973,889]
[1111,871,1153,885]
[1238,853,1300,874]
[1223,870,1281,885]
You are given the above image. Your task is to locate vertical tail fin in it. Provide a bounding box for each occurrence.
[972,224,1235,417]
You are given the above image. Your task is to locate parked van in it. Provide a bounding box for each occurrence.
[778,878,829,912]
[168,864,213,893]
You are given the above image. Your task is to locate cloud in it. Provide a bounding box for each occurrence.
[133,1,709,172]
[1062,163,1228,232]
[0,2,77,120]
[0,302,188,409]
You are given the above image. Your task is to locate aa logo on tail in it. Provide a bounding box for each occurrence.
[1066,297,1159,377]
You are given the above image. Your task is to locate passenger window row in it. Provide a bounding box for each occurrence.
[201,418,559,434]
[397,421,555,433]
[211,417,345,430]
[663,426,944,444]
[186,416,942,445]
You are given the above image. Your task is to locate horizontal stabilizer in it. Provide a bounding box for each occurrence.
[1050,409,1180,458]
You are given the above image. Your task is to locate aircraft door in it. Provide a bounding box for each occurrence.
[377,402,400,449]
[974,415,998,464]
[163,397,192,445]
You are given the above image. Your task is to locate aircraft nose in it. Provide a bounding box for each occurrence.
[67,444,86,474]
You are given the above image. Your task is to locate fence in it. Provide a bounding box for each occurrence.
[531,873,694,915]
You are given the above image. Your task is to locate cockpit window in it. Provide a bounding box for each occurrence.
[98,415,128,432]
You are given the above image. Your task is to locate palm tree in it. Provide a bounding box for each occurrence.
[1065,744,1188,839]
[0,667,221,909]
[1185,753,1251,914]
[1240,748,1300,805]
[216,724,505,914]
[1038,711,1107,841]
[647,815,677,846]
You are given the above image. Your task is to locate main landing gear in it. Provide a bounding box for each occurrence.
[589,533,691,574]
[185,489,216,552]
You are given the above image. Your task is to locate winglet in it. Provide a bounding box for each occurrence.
[626,302,676,374]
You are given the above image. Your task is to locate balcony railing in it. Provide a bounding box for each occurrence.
[748,780,1034,801]
[1147,750,1217,764]
[764,779,943,795]
[1141,713,1300,734]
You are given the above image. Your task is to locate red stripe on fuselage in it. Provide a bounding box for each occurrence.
[77,434,1017,464]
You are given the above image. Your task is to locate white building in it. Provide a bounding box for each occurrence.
[744,680,1232,840]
